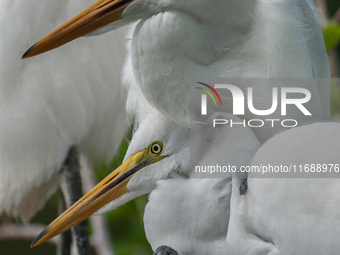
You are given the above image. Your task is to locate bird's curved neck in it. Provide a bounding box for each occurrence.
[128,2,257,123]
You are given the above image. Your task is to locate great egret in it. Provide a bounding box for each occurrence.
[227,122,340,255]
[30,115,340,255]
[29,111,261,255]
[22,0,330,143]
[20,0,332,253]
[0,0,129,252]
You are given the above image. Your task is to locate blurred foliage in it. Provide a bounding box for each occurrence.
[323,22,340,52]
[330,80,340,119]
[324,0,340,119]
[327,0,340,16]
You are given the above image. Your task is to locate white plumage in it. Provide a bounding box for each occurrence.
[0,0,129,221]
[122,0,330,141]
[14,0,334,254]
[117,0,331,252]
[140,112,261,254]
[228,122,340,255]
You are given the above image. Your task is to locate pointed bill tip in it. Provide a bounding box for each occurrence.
[31,228,49,247]
[29,148,161,248]
[22,44,37,59]
[21,0,134,59]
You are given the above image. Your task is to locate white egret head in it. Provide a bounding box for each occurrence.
[96,110,191,214]
[22,0,328,141]
[31,111,260,247]
[29,110,186,246]
[22,0,255,58]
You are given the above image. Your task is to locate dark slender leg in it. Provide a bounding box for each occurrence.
[239,178,248,196]
[57,189,72,255]
[153,246,178,255]
[60,147,92,255]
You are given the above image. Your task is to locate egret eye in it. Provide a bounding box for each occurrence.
[150,142,163,155]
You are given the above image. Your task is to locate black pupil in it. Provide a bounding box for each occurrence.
[153,144,160,153]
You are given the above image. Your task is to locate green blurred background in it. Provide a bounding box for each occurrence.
[1,0,340,255]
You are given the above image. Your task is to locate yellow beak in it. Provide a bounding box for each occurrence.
[31,147,165,247]
[22,0,134,59]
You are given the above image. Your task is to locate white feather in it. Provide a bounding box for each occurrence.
[0,0,129,221]
[122,0,330,142]
[228,122,340,255]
